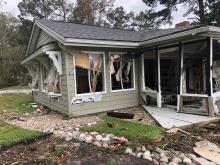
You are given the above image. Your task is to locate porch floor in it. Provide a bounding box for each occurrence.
[142,105,219,129]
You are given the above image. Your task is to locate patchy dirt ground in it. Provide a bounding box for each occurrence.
[0,120,219,164]
[0,136,153,165]
[145,121,220,154]
[7,106,156,134]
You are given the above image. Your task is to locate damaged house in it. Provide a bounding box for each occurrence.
[22,19,220,117]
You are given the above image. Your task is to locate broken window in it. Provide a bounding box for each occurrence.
[74,52,105,94]
[41,65,49,92]
[32,66,39,90]
[110,53,134,91]
[41,60,61,94]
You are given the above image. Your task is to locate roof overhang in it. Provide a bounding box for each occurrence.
[25,20,220,62]
[35,20,139,49]
[22,43,57,64]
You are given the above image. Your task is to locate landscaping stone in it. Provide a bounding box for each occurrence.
[179,153,187,160]
[102,143,109,148]
[75,128,80,132]
[156,147,166,154]
[136,152,142,158]
[85,136,93,143]
[187,154,197,160]
[136,146,142,152]
[125,148,133,155]
[169,162,178,165]
[94,141,102,147]
[183,157,192,164]
[153,159,159,165]
[79,133,86,141]
[95,135,103,141]
[142,146,147,152]
[160,156,168,163]
[172,157,182,164]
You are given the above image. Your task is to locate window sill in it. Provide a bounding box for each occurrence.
[111,88,135,93]
[32,89,39,92]
[48,92,62,97]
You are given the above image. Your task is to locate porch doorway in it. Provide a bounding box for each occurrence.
[143,47,179,108]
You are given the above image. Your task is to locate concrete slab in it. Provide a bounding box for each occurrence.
[143,105,219,129]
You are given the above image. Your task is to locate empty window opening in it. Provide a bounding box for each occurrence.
[110,53,134,91]
[74,52,104,94]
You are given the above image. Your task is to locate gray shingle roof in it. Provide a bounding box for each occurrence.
[37,19,200,43]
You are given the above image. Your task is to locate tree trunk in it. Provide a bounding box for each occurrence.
[197,0,206,24]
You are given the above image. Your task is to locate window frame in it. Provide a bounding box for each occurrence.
[73,51,106,96]
[109,52,136,93]
[41,64,49,93]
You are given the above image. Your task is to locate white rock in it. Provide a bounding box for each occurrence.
[172,157,182,164]
[93,141,102,147]
[102,143,108,148]
[125,148,133,155]
[85,136,93,143]
[143,151,152,161]
[65,136,72,142]
[183,157,192,164]
[187,154,197,160]
[153,159,159,165]
[160,156,169,163]
[136,152,142,158]
[142,146,147,152]
[143,151,151,157]
[179,153,187,160]
[169,162,178,165]
[156,147,166,154]
[136,146,142,152]
[79,133,86,141]
[95,135,103,141]
[90,132,98,135]
[75,128,80,131]
[72,131,80,139]
[87,123,92,126]
[45,128,54,133]
[102,137,110,143]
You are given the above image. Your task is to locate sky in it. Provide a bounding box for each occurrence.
[2,0,195,28]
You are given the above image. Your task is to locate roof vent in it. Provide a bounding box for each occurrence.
[175,21,190,28]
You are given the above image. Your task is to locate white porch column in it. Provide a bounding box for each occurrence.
[156,48,162,108]
[177,42,183,112]
[208,37,214,116]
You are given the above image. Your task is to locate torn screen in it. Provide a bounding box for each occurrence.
[74,51,104,94]
[110,53,134,90]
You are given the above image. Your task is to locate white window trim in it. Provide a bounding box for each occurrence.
[73,51,106,96]
[109,52,136,93]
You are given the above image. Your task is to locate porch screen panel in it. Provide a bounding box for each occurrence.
[213,39,220,92]
[182,40,208,94]
[144,50,157,92]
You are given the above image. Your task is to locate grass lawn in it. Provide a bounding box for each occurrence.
[0,123,45,148]
[82,116,164,148]
[0,85,30,91]
[0,94,35,114]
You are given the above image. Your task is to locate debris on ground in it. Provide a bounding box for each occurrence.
[166,128,190,135]
[193,140,220,165]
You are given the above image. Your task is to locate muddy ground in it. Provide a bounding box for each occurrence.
[0,120,219,165]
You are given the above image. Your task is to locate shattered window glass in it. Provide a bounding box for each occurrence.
[110,53,134,91]
[74,52,104,94]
